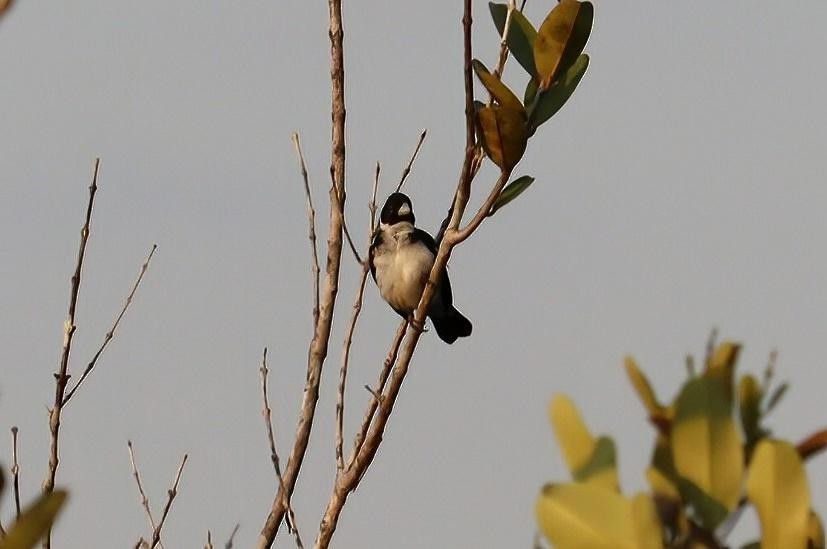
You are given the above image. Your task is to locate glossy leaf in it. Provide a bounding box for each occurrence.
[536,484,662,549]
[646,467,679,501]
[490,175,534,215]
[489,2,538,77]
[1,490,68,549]
[524,78,539,110]
[534,0,593,90]
[476,104,528,170]
[528,53,589,133]
[549,395,618,491]
[746,439,810,549]
[472,59,524,112]
[630,493,664,549]
[671,376,743,526]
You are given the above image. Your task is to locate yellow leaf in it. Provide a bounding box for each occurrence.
[671,376,743,520]
[630,493,664,549]
[705,341,741,399]
[0,490,68,549]
[472,59,524,111]
[534,0,593,90]
[536,484,662,549]
[746,439,810,549]
[645,467,679,500]
[476,105,527,170]
[624,357,663,418]
[549,395,618,491]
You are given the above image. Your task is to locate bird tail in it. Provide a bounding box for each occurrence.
[431,308,472,344]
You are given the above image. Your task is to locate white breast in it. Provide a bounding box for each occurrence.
[373,229,435,313]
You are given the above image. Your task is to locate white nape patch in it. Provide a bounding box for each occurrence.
[398,203,412,216]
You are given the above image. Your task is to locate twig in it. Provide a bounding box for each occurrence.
[149,454,188,549]
[348,320,407,467]
[127,441,159,539]
[42,158,100,549]
[205,531,213,549]
[335,169,381,471]
[332,172,362,265]
[492,0,517,79]
[256,0,349,543]
[291,133,321,330]
[11,426,21,519]
[63,244,157,406]
[224,524,240,549]
[259,349,304,548]
[395,130,427,192]
[703,327,719,367]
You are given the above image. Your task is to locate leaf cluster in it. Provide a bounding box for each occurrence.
[480,0,593,216]
[536,341,827,549]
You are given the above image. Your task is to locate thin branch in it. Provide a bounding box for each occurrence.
[452,170,511,244]
[335,169,381,471]
[257,0,349,543]
[332,172,362,265]
[127,441,159,539]
[348,320,407,467]
[492,0,517,79]
[42,157,100,549]
[63,244,157,406]
[224,524,240,549]
[291,133,321,330]
[11,426,21,519]
[149,454,188,549]
[395,130,427,192]
[205,531,213,549]
[259,349,303,548]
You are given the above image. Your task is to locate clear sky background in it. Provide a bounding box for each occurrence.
[1,1,826,547]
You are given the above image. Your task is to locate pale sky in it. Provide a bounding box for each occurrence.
[1,1,826,547]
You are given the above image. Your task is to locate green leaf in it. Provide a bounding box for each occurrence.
[765,382,788,414]
[1,490,68,549]
[534,0,593,90]
[528,54,589,134]
[739,374,764,447]
[524,78,539,109]
[746,439,811,549]
[676,476,729,529]
[705,341,741,401]
[489,2,538,77]
[573,436,618,490]
[536,484,662,549]
[490,175,534,215]
[475,104,528,170]
[671,376,744,528]
[472,59,524,111]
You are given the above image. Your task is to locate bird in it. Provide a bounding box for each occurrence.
[368,192,472,344]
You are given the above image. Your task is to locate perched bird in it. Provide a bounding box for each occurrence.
[369,192,472,344]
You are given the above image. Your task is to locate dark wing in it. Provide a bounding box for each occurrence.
[412,228,453,308]
[368,229,382,281]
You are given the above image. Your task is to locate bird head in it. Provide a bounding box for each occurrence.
[380,192,415,225]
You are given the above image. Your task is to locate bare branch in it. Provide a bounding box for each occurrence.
[395,130,427,192]
[335,169,382,471]
[333,173,362,265]
[224,524,240,549]
[149,454,188,549]
[42,157,100,549]
[259,349,304,548]
[492,0,517,79]
[11,426,21,519]
[257,0,349,543]
[348,320,407,466]
[63,244,157,406]
[205,531,213,549]
[127,441,159,538]
[291,133,321,330]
